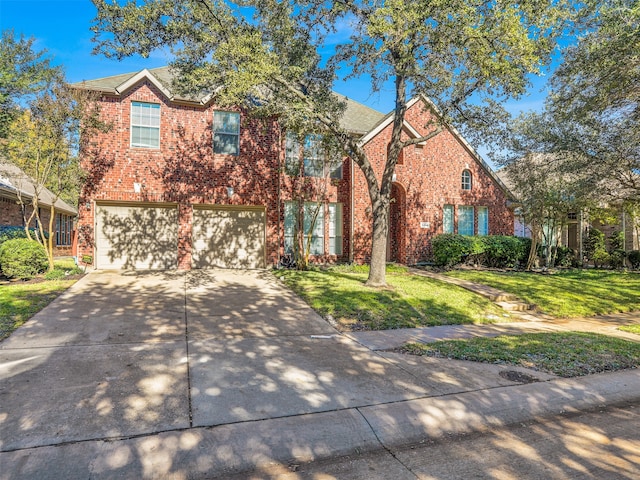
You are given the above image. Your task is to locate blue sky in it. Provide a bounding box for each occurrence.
[1,0,553,162]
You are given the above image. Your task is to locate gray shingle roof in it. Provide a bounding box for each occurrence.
[73,67,385,135]
[0,160,77,215]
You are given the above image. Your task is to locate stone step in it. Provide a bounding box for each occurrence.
[496,301,535,312]
[487,293,519,303]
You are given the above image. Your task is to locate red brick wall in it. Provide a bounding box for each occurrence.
[352,99,513,264]
[78,80,512,268]
[78,80,329,268]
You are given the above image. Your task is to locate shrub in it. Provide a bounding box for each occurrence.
[628,250,640,269]
[432,234,473,267]
[584,228,608,267]
[553,246,576,268]
[0,238,48,279]
[608,230,626,269]
[432,234,529,268]
[481,236,527,268]
[44,265,82,280]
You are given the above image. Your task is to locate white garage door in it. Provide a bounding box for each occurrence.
[95,204,178,270]
[192,206,266,269]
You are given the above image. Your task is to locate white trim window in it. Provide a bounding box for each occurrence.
[462,169,472,190]
[304,202,324,254]
[443,204,454,234]
[131,101,160,148]
[284,201,297,254]
[284,201,324,255]
[213,111,240,155]
[304,134,324,177]
[285,132,301,175]
[478,207,489,236]
[329,203,343,255]
[458,206,475,236]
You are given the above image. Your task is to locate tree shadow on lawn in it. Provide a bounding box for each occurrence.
[284,269,502,330]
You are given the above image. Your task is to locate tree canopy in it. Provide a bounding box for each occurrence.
[92,0,572,284]
[0,30,63,138]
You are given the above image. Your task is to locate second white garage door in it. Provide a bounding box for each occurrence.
[192,206,266,269]
[95,203,179,270]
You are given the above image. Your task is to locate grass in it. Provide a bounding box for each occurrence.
[0,258,83,341]
[277,264,510,330]
[445,269,640,318]
[619,324,640,335]
[401,332,640,377]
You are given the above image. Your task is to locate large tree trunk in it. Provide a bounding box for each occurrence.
[367,199,390,287]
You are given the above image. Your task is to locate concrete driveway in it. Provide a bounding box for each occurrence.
[2,269,640,479]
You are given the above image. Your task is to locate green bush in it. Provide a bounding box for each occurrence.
[553,246,576,268]
[0,238,48,279]
[585,228,608,267]
[481,236,527,268]
[0,225,48,246]
[608,230,626,269]
[628,250,640,269]
[44,265,82,280]
[432,234,473,266]
[432,234,529,268]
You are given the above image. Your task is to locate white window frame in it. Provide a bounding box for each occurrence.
[131,101,160,149]
[458,206,475,236]
[213,111,240,155]
[329,203,343,255]
[304,134,324,178]
[285,132,301,175]
[462,169,472,190]
[443,204,454,234]
[478,206,489,236]
[283,201,325,255]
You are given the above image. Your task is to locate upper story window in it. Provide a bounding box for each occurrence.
[131,101,160,148]
[285,132,342,179]
[213,111,240,155]
[462,169,472,190]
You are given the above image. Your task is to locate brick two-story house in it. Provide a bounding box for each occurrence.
[74,67,513,270]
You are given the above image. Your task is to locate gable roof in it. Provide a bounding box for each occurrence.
[358,95,514,200]
[0,160,77,215]
[73,66,386,134]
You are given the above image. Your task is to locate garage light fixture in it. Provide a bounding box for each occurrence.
[227,186,234,198]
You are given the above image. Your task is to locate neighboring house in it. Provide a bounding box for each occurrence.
[0,160,77,255]
[497,166,639,262]
[73,67,513,270]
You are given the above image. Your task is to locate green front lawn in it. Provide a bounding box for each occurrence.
[445,269,640,318]
[401,332,640,377]
[0,259,83,341]
[278,265,510,330]
[619,324,640,335]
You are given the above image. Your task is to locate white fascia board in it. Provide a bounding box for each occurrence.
[115,69,174,101]
[357,95,428,147]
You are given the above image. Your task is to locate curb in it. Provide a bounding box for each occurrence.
[3,369,639,479]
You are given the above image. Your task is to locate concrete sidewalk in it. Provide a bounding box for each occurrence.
[1,269,640,479]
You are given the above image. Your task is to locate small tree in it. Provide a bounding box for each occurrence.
[1,71,107,270]
[584,227,608,268]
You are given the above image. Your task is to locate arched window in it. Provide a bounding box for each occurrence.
[462,169,472,190]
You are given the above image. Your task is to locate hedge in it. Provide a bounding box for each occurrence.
[0,238,48,279]
[0,225,48,247]
[432,234,530,268]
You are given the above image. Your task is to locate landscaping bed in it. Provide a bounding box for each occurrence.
[277,265,510,331]
[400,332,640,377]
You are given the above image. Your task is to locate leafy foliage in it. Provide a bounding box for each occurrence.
[0,225,47,246]
[432,234,528,268]
[0,30,62,138]
[91,0,572,286]
[628,250,640,270]
[0,238,48,279]
[584,228,608,267]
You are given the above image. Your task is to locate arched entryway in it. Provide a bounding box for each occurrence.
[387,182,406,263]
